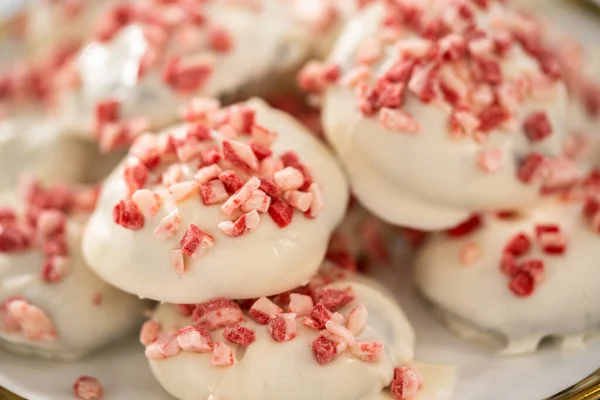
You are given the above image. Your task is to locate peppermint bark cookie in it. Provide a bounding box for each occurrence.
[0,180,146,360]
[83,99,348,303]
[141,269,453,400]
[415,187,600,354]
[307,0,573,229]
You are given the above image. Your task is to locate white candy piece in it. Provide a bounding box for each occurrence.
[83,100,349,303]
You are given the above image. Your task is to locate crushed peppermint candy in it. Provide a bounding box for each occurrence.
[109,102,324,275]
[74,376,103,400]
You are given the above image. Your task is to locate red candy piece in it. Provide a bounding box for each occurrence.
[223,324,256,346]
[193,298,244,331]
[74,376,103,400]
[503,233,530,256]
[259,178,281,198]
[523,111,552,142]
[180,224,214,258]
[113,199,145,230]
[509,270,535,297]
[311,335,338,365]
[310,303,333,329]
[517,153,546,184]
[315,288,354,311]
[218,170,244,195]
[268,199,294,228]
[445,214,481,237]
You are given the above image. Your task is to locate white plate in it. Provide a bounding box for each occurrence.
[1,1,600,399]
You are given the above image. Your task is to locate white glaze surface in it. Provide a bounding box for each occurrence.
[323,2,570,230]
[0,111,91,190]
[149,278,416,400]
[83,100,349,303]
[414,201,600,354]
[0,194,146,360]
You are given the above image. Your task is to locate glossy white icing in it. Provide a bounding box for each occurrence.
[148,277,416,400]
[83,99,349,303]
[415,201,600,354]
[322,2,570,230]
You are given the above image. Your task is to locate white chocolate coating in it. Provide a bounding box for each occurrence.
[57,0,342,140]
[414,201,600,354]
[323,2,570,230]
[148,277,415,400]
[0,194,146,360]
[83,99,349,303]
[0,111,91,190]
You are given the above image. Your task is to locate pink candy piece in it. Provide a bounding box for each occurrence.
[307,183,324,218]
[301,316,321,330]
[123,161,149,195]
[154,210,180,239]
[241,190,271,213]
[346,304,368,335]
[390,366,422,400]
[212,341,236,367]
[161,164,184,187]
[477,148,504,173]
[251,125,278,147]
[349,340,384,362]
[7,300,56,341]
[222,140,259,172]
[195,164,224,184]
[171,249,186,274]
[180,224,214,258]
[249,297,283,324]
[218,210,260,237]
[73,376,103,400]
[168,181,199,203]
[199,180,229,205]
[283,190,313,212]
[460,242,481,266]
[268,313,297,342]
[380,108,421,133]
[221,176,261,215]
[325,320,356,345]
[145,332,181,359]
[259,156,284,180]
[535,224,567,255]
[310,303,333,329]
[193,298,244,330]
[177,325,213,352]
[36,210,66,239]
[140,320,161,346]
[41,255,69,283]
[223,324,256,346]
[227,105,255,134]
[288,293,314,317]
[274,167,304,191]
[132,189,162,218]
